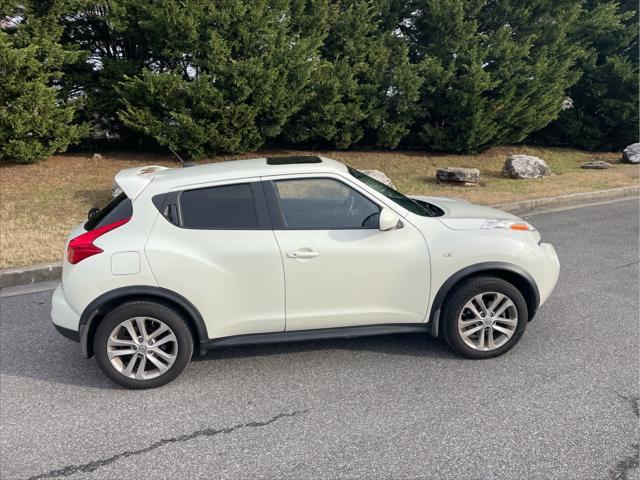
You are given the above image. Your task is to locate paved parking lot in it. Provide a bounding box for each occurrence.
[1,198,638,480]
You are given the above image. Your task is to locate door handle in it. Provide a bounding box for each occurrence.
[287,249,320,259]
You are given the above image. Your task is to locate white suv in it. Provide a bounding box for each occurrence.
[51,156,559,388]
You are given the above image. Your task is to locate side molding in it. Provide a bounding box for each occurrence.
[427,262,540,338]
[79,286,209,357]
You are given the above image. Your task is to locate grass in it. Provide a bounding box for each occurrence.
[0,146,637,269]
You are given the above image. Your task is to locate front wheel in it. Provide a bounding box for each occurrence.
[94,301,194,389]
[442,276,528,359]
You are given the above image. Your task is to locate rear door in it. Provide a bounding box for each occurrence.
[145,179,285,339]
[263,174,431,332]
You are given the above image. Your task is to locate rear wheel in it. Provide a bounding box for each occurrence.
[94,301,193,389]
[442,276,528,359]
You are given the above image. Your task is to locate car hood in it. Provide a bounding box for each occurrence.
[408,195,520,230]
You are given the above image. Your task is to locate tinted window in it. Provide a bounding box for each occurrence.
[274,178,380,229]
[85,193,133,231]
[180,183,258,229]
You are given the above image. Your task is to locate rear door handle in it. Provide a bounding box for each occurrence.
[287,249,320,259]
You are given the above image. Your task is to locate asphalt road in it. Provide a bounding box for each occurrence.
[1,198,638,480]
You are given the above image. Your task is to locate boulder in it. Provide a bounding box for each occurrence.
[112,181,123,198]
[436,167,480,186]
[581,160,611,170]
[360,169,395,189]
[91,153,103,161]
[622,143,640,164]
[502,155,551,179]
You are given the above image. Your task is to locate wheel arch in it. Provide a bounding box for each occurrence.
[427,262,540,338]
[79,286,209,358]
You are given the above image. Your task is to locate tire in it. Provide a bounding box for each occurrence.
[442,276,528,359]
[94,301,194,389]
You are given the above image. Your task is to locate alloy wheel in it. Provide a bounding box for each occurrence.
[457,292,518,351]
[107,317,178,380]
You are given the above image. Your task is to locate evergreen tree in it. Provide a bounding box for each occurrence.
[106,0,329,159]
[402,0,584,153]
[0,2,86,164]
[532,0,639,150]
[283,0,421,149]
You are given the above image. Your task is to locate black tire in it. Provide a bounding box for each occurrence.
[442,276,528,359]
[94,301,194,389]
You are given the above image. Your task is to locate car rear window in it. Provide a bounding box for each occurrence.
[84,193,133,231]
[180,183,259,229]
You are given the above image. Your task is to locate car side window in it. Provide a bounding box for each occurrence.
[273,178,380,229]
[180,183,259,229]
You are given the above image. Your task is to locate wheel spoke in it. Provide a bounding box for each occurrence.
[135,317,148,342]
[153,348,176,362]
[473,295,489,316]
[147,324,170,342]
[123,320,138,343]
[459,318,481,328]
[494,299,514,318]
[461,325,484,338]
[108,337,136,347]
[108,348,137,359]
[465,302,484,319]
[487,328,496,349]
[151,333,176,348]
[487,293,505,314]
[135,355,147,380]
[492,324,514,337]
[122,355,137,376]
[495,317,517,327]
[477,327,485,349]
[147,354,170,373]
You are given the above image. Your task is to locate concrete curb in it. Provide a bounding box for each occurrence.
[493,185,638,214]
[0,263,62,289]
[1,185,638,289]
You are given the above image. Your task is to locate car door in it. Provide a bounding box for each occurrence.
[263,174,431,332]
[145,179,285,339]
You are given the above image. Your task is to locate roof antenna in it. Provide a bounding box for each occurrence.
[168,145,194,168]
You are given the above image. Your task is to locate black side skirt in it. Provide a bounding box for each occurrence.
[202,323,429,351]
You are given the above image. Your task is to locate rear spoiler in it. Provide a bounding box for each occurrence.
[114,165,170,199]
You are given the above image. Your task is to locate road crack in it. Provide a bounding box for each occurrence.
[617,393,640,418]
[26,409,308,480]
[610,444,639,480]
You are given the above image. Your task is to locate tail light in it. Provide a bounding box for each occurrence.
[67,218,130,264]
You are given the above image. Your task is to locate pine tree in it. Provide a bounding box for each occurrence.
[283,0,421,149]
[0,2,86,164]
[73,0,327,158]
[531,0,639,150]
[402,0,584,153]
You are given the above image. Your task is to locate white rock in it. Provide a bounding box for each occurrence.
[622,143,640,164]
[502,155,552,179]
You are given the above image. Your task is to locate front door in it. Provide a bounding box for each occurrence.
[265,176,431,332]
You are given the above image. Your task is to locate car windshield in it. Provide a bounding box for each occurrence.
[347,167,431,216]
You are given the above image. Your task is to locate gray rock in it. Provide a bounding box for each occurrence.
[112,181,123,198]
[360,169,395,189]
[92,153,103,161]
[621,143,640,164]
[436,167,480,186]
[502,154,551,179]
[581,160,611,170]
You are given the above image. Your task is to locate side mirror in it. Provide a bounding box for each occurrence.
[87,207,99,220]
[379,207,402,231]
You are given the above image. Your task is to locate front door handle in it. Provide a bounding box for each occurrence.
[287,249,320,259]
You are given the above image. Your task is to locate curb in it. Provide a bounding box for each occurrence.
[0,186,638,289]
[0,263,62,289]
[493,185,638,214]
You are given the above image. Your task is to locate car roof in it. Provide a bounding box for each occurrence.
[115,156,350,199]
[153,155,348,184]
